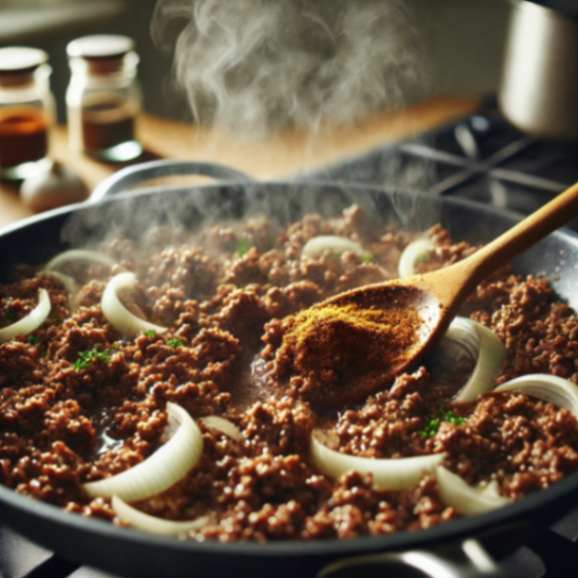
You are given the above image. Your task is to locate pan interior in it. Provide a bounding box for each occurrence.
[1,181,578,570]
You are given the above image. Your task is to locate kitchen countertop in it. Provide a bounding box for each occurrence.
[0,96,479,228]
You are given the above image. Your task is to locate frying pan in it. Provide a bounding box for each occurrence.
[1,160,578,578]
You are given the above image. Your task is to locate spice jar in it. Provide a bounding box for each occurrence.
[0,47,53,181]
[66,35,142,162]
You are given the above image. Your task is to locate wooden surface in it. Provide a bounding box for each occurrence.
[0,96,479,228]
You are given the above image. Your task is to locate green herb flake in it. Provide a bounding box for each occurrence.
[235,238,252,257]
[362,252,374,264]
[419,417,441,439]
[143,329,157,338]
[441,410,466,426]
[166,338,184,348]
[74,347,112,371]
[27,335,39,345]
[419,409,466,439]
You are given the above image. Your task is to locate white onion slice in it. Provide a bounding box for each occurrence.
[101,272,167,337]
[444,317,506,403]
[200,416,242,441]
[44,249,117,272]
[112,496,208,537]
[398,238,435,278]
[494,374,578,420]
[43,271,78,310]
[84,403,203,502]
[0,289,51,343]
[43,270,77,296]
[302,236,365,259]
[310,433,444,490]
[436,466,510,516]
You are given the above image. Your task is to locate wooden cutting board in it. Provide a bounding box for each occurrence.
[0,96,478,227]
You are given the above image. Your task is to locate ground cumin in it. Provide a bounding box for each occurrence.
[271,302,421,407]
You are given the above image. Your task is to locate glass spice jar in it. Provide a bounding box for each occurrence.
[0,47,53,181]
[66,35,142,163]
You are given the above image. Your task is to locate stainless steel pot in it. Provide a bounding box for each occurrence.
[499,0,578,140]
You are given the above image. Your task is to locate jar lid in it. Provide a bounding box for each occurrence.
[67,35,135,60]
[0,47,48,74]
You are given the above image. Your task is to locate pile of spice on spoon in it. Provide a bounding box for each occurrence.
[265,299,422,408]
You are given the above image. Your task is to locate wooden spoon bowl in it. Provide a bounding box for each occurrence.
[314,180,578,403]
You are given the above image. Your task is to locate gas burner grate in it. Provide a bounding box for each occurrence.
[310,100,578,220]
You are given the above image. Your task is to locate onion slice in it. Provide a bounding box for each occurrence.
[43,270,78,296]
[398,238,435,278]
[443,317,506,403]
[494,374,578,420]
[101,272,167,337]
[84,403,203,502]
[112,496,208,537]
[43,271,78,309]
[44,249,117,272]
[310,433,444,490]
[302,236,365,259]
[200,416,242,441]
[0,289,51,343]
[436,466,510,516]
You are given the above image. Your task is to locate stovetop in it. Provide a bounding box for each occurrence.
[3,100,578,578]
[311,99,578,222]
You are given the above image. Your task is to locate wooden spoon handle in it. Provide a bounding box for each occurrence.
[459,180,578,287]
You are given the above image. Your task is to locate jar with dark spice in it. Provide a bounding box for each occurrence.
[66,35,142,163]
[0,47,53,180]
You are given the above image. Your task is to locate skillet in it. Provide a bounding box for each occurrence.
[1,160,577,578]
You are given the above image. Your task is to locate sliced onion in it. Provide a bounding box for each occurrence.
[43,271,78,309]
[479,480,502,500]
[44,249,117,272]
[101,272,167,337]
[302,235,365,259]
[398,238,435,278]
[112,496,208,537]
[0,289,51,343]
[84,403,203,502]
[200,416,242,441]
[310,433,444,490]
[443,317,506,403]
[436,466,510,516]
[43,270,77,295]
[494,374,578,420]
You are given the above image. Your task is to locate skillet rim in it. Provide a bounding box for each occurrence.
[1,181,578,558]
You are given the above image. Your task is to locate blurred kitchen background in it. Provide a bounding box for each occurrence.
[0,0,509,123]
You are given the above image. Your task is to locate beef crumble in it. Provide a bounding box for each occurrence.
[1,205,578,543]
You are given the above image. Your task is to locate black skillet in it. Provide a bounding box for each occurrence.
[1,160,577,578]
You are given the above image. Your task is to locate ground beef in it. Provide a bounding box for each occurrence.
[1,205,578,543]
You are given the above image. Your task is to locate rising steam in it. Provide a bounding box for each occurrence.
[152,0,425,135]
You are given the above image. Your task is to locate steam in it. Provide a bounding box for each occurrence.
[152,0,425,135]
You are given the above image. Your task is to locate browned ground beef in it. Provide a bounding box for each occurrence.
[1,206,578,542]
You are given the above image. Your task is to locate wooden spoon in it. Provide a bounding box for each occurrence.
[311,181,578,404]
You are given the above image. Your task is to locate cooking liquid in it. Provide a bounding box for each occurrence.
[0,106,48,178]
[78,95,141,162]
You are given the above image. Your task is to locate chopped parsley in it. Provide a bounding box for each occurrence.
[74,347,112,371]
[419,409,466,439]
[27,334,39,345]
[362,252,374,264]
[235,238,252,257]
[143,329,157,338]
[166,338,184,348]
[441,409,466,427]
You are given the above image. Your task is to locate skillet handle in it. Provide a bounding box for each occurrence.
[90,159,253,203]
[317,539,522,578]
